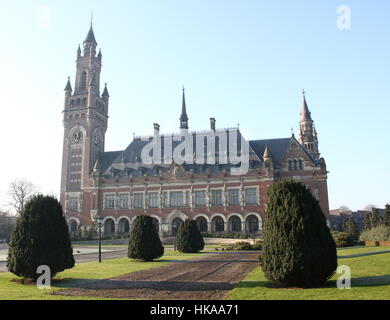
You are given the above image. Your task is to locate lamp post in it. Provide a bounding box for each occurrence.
[173,222,178,251]
[95,216,104,263]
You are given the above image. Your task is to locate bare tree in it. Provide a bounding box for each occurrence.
[8,180,39,216]
[339,205,350,212]
[364,204,377,211]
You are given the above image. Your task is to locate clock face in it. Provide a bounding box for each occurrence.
[72,130,83,143]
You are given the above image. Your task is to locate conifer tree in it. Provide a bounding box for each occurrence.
[128,215,164,261]
[176,219,205,253]
[7,195,75,280]
[345,216,359,240]
[261,180,337,288]
[384,204,390,228]
[363,212,372,230]
[371,208,383,228]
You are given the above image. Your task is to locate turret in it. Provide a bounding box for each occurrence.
[180,87,189,134]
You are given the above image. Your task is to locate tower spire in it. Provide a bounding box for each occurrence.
[299,90,319,159]
[180,86,189,130]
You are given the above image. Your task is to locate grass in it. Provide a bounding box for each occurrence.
[227,246,390,300]
[0,250,205,300]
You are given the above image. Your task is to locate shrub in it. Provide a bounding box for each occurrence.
[331,231,350,248]
[261,180,337,288]
[224,241,262,251]
[128,215,164,261]
[176,220,205,253]
[359,225,390,242]
[7,195,75,280]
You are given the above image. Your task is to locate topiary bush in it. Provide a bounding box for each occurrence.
[359,225,390,242]
[261,180,337,288]
[176,219,205,253]
[128,215,164,261]
[7,195,75,280]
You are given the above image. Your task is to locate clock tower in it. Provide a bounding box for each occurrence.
[60,23,110,217]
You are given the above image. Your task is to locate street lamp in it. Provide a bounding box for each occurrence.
[173,222,178,251]
[95,216,104,263]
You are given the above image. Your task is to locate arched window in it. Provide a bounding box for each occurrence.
[230,216,242,232]
[294,159,298,171]
[288,160,293,171]
[172,217,183,236]
[104,219,115,235]
[246,215,259,233]
[80,71,87,90]
[299,159,304,171]
[196,217,208,232]
[213,217,224,232]
[118,219,130,234]
[152,218,160,233]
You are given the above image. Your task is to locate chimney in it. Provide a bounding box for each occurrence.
[153,123,160,136]
[210,118,216,132]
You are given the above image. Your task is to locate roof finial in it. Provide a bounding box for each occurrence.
[91,11,94,27]
[302,88,306,97]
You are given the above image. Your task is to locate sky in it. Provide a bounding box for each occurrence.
[0,0,389,213]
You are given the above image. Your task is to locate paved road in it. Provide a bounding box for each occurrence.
[0,247,128,273]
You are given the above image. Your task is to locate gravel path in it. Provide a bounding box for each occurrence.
[53,252,260,300]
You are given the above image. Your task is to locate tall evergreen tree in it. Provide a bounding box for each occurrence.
[7,195,75,280]
[363,211,372,230]
[384,204,390,228]
[345,216,359,240]
[371,208,383,228]
[261,180,337,288]
[128,215,164,261]
[176,219,205,253]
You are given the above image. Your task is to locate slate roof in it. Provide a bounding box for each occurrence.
[84,26,97,44]
[95,131,301,177]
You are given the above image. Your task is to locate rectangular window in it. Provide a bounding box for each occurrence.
[211,190,223,206]
[118,194,129,209]
[228,189,240,205]
[148,192,159,208]
[170,192,184,207]
[104,194,115,210]
[194,191,207,207]
[69,197,78,212]
[245,188,258,205]
[163,192,169,208]
[133,193,144,209]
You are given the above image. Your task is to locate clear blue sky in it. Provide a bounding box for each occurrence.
[0,0,389,212]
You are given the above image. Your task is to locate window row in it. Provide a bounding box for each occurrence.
[103,188,259,210]
[288,159,304,171]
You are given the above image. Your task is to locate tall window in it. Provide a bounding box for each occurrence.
[118,194,128,209]
[211,190,223,206]
[299,159,304,171]
[245,188,258,205]
[194,191,207,207]
[69,197,79,212]
[170,192,184,207]
[80,71,87,90]
[148,192,159,208]
[163,192,169,208]
[288,160,293,171]
[228,189,240,205]
[133,193,144,209]
[104,194,115,209]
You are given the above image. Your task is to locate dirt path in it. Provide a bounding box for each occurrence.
[53,252,260,300]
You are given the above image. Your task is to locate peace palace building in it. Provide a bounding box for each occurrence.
[60,25,330,236]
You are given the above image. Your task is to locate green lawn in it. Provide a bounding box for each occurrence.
[0,251,205,300]
[227,246,390,300]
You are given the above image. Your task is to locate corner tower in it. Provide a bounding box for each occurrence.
[60,23,110,213]
[299,91,319,160]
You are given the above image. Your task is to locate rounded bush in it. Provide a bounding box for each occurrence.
[261,180,337,288]
[176,219,205,253]
[128,215,164,261]
[7,195,75,280]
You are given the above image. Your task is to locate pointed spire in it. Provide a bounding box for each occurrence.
[301,89,312,121]
[263,145,271,161]
[180,86,189,129]
[64,77,72,91]
[102,83,110,98]
[93,157,101,173]
[84,24,97,45]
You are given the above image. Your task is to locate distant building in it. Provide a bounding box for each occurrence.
[60,24,330,237]
[329,208,385,232]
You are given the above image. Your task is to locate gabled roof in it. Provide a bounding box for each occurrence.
[249,138,291,166]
